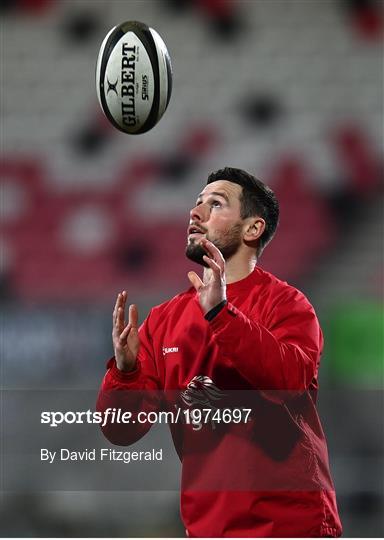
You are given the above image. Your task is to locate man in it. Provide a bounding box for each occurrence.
[97,167,342,537]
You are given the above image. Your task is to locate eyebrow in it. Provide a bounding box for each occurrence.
[196,191,230,203]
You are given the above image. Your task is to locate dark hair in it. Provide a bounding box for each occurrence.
[207,167,279,257]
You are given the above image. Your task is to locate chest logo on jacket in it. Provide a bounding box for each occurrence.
[162,346,179,355]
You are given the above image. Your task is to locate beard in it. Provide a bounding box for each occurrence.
[185,223,243,267]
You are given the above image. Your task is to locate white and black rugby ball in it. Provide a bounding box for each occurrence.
[96,21,172,134]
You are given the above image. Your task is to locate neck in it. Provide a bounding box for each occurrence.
[203,253,257,285]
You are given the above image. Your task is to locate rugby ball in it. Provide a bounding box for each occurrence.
[96,21,172,134]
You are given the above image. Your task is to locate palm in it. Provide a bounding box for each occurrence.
[112,291,140,371]
[115,326,139,362]
[188,238,226,315]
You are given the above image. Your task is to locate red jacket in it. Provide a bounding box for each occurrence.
[97,267,342,537]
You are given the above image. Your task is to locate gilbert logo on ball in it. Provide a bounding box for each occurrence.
[96,21,172,134]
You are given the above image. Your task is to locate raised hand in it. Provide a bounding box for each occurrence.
[112,291,140,372]
[187,237,227,315]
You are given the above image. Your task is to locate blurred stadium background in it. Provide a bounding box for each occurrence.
[1,0,383,537]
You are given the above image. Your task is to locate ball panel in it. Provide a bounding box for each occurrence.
[164,47,173,111]
[149,27,173,122]
[129,24,161,134]
[97,25,128,132]
[104,32,154,133]
[95,25,116,110]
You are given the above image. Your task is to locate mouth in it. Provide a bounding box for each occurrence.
[188,225,206,239]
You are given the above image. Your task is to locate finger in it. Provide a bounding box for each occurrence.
[113,291,127,321]
[200,238,225,269]
[120,322,132,341]
[113,293,121,323]
[188,271,204,291]
[203,255,221,275]
[129,304,138,328]
[120,291,128,326]
[116,306,125,331]
[121,290,127,310]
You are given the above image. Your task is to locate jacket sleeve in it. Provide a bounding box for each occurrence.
[96,309,163,446]
[207,289,323,394]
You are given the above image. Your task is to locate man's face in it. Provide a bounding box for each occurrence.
[186,180,244,266]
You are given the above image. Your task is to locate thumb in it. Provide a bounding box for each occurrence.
[188,271,204,292]
[129,304,138,328]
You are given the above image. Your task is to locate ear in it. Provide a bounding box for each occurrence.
[243,218,266,243]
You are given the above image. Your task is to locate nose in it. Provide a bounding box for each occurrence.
[190,203,207,223]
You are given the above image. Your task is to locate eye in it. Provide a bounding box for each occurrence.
[210,200,222,208]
